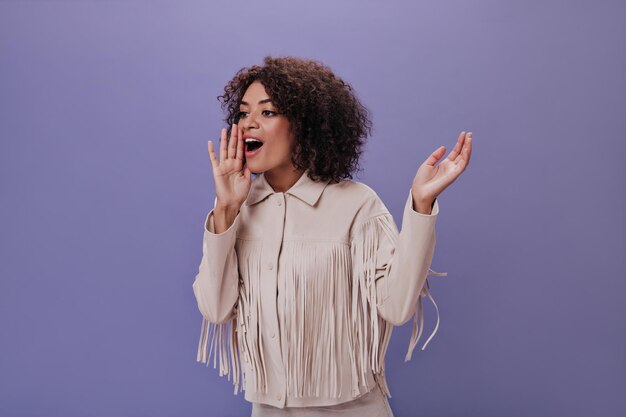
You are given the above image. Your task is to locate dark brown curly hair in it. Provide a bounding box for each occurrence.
[218,55,373,183]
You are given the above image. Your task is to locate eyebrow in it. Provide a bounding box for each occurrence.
[240,99,273,106]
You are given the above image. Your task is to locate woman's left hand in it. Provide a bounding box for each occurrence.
[411,131,473,214]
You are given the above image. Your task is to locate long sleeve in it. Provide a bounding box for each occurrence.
[350,188,447,363]
[192,206,241,324]
[373,189,438,325]
[192,203,243,389]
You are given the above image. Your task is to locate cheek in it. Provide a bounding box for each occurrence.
[277,129,296,153]
[275,139,294,156]
[273,121,296,152]
[285,133,297,154]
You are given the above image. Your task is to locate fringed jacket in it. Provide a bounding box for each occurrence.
[192,169,446,409]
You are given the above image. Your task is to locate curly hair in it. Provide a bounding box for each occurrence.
[217,55,373,183]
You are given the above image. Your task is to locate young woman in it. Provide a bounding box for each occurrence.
[192,56,472,416]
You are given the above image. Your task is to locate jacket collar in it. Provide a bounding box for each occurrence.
[245,169,331,207]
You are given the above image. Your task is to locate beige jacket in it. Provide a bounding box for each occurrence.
[192,169,446,409]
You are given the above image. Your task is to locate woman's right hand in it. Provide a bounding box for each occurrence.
[208,123,251,210]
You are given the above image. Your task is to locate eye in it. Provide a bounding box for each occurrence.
[236,110,277,120]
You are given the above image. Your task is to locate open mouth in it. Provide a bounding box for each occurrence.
[245,138,264,153]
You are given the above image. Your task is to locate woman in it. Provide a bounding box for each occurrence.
[192,56,472,416]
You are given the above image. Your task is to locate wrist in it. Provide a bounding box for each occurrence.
[215,199,241,213]
[411,196,435,215]
[212,203,240,234]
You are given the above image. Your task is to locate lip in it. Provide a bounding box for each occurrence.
[242,135,264,143]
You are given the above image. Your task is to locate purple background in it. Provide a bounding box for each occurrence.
[1,1,624,416]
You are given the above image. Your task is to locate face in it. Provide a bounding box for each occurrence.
[238,81,297,175]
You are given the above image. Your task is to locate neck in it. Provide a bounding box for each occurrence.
[264,166,306,193]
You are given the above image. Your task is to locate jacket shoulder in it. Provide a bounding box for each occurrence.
[328,178,391,229]
[326,178,378,202]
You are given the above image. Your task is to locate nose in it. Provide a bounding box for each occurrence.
[241,110,260,131]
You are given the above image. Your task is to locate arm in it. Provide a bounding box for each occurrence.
[373,188,438,325]
[192,204,241,325]
[350,189,445,360]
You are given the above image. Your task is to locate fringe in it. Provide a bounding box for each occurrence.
[195,241,267,396]
[404,268,448,362]
[196,315,242,395]
[280,238,396,399]
[282,241,347,398]
[237,241,268,394]
[196,214,446,400]
[353,214,448,382]
[350,214,396,398]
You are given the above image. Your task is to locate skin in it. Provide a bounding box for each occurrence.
[207,80,473,233]
[411,131,473,214]
[236,81,304,192]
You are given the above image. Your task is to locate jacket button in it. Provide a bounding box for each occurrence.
[267,262,273,270]
[276,393,282,401]
[271,332,276,338]
[277,200,282,206]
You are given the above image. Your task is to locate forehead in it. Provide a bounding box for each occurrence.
[241,81,272,104]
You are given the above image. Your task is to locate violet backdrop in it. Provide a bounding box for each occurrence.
[1,1,624,416]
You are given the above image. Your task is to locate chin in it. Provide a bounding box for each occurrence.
[248,166,264,175]
[248,162,271,175]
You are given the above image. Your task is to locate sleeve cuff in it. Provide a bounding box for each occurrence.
[204,195,241,235]
[407,188,439,217]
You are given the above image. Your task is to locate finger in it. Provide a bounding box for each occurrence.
[446,131,466,161]
[208,140,217,169]
[456,150,469,172]
[465,133,472,166]
[453,132,472,165]
[243,161,251,181]
[228,123,238,159]
[235,123,244,163]
[219,127,227,163]
[424,145,446,167]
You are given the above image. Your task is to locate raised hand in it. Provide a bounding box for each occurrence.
[208,123,252,210]
[411,131,473,213]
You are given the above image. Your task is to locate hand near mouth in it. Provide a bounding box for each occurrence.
[208,123,252,212]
